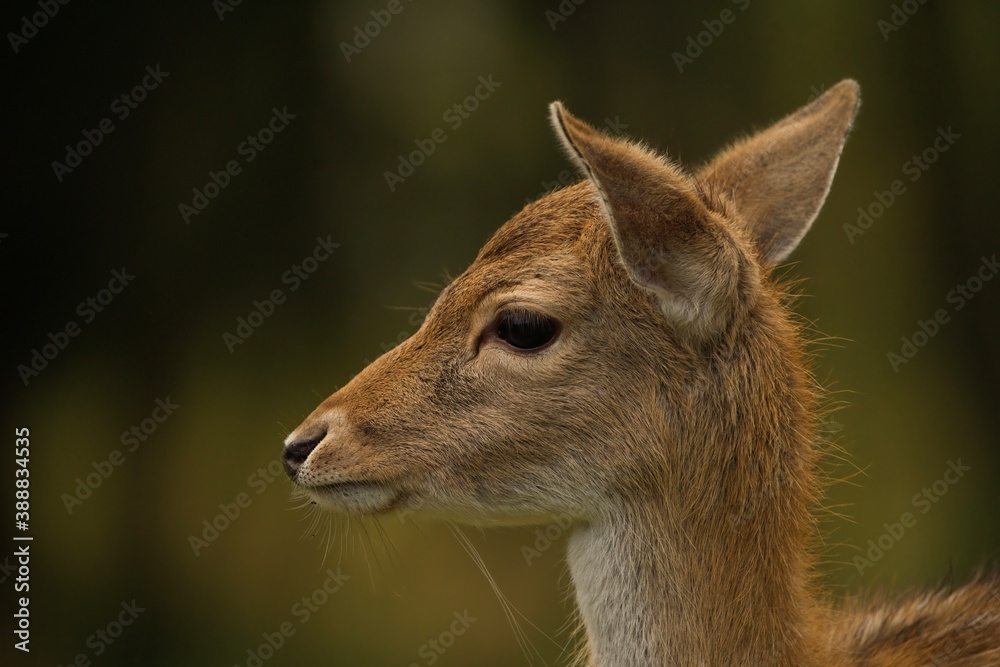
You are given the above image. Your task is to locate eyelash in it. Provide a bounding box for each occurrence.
[490,308,560,351]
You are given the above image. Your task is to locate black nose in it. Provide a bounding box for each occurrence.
[282,427,326,479]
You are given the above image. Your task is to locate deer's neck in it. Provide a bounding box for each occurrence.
[567,458,827,666]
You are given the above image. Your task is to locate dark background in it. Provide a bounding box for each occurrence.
[4,1,999,665]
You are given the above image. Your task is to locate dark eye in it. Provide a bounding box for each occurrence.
[495,309,559,351]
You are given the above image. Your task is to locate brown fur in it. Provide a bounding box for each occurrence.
[283,81,1000,666]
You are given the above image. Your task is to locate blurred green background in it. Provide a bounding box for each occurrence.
[5,1,999,665]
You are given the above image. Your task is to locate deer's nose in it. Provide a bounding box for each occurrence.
[282,426,327,479]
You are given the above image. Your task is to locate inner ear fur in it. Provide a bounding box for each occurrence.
[549,101,751,336]
[697,80,861,264]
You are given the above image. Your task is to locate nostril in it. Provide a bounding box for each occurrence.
[282,427,327,479]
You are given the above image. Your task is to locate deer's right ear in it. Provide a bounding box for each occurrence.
[696,80,860,265]
[549,102,749,336]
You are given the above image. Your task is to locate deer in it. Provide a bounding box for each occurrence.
[281,80,1000,666]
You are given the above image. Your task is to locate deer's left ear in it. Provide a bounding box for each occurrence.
[550,102,750,337]
[697,80,861,265]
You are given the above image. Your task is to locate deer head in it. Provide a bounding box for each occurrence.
[283,80,860,665]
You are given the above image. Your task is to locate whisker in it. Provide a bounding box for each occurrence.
[449,524,556,666]
[355,515,385,591]
[374,517,403,577]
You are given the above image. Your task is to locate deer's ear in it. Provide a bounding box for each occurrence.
[550,102,747,335]
[697,80,861,265]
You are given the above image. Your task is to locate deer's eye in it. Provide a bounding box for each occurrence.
[495,308,559,351]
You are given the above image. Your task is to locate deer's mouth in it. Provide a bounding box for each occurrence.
[303,480,403,514]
